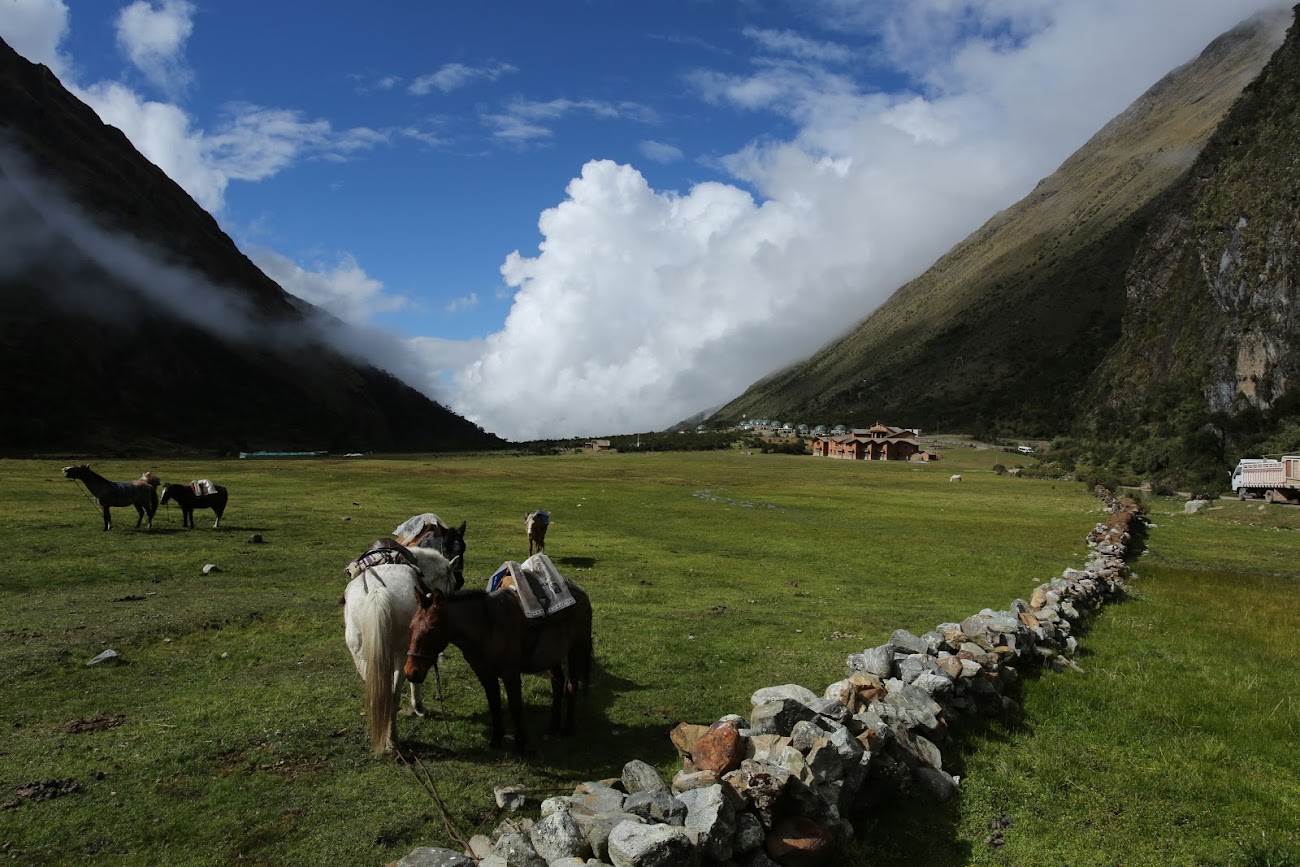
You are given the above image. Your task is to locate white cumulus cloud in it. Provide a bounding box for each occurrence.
[445,0,1293,440]
[115,0,196,96]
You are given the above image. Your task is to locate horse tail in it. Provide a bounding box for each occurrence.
[361,586,398,755]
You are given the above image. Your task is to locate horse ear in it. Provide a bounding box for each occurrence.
[413,585,433,608]
[457,520,466,535]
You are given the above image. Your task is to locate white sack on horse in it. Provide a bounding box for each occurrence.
[488,553,576,619]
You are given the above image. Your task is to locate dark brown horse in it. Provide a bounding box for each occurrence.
[393,513,468,590]
[63,464,158,530]
[159,481,229,528]
[404,582,592,753]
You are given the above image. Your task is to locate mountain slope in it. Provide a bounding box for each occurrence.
[0,38,504,455]
[711,9,1290,438]
[1068,5,1300,485]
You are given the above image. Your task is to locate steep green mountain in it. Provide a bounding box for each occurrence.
[0,38,505,456]
[712,9,1291,440]
[1066,4,1300,487]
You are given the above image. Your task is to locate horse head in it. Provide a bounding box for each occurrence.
[62,464,90,479]
[404,587,450,684]
[159,484,176,505]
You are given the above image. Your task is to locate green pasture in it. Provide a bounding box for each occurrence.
[0,449,1296,866]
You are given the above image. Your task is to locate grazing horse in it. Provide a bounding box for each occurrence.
[393,513,468,590]
[341,546,461,754]
[159,480,229,528]
[62,464,158,530]
[404,579,592,754]
[525,510,549,555]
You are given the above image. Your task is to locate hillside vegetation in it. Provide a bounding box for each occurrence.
[712,10,1290,445]
[1064,5,1300,489]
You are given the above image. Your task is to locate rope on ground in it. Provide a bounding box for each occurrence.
[394,746,476,853]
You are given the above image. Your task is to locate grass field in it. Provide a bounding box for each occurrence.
[1,448,1296,866]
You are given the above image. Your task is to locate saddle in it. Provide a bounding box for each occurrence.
[345,538,420,580]
[488,553,576,619]
[190,479,219,496]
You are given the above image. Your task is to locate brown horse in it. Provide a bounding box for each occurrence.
[393,513,468,590]
[159,481,229,528]
[63,464,158,530]
[404,581,592,753]
[525,510,549,555]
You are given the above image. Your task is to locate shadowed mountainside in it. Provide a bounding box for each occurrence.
[0,37,505,456]
[711,9,1292,440]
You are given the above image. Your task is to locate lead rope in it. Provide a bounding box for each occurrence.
[394,745,476,853]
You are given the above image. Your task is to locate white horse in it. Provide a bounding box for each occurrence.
[342,546,461,754]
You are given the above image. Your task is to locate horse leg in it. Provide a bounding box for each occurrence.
[101,505,111,531]
[134,504,144,528]
[408,678,426,718]
[548,666,565,736]
[503,670,527,754]
[476,671,506,749]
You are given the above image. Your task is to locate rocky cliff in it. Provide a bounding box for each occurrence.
[710,9,1291,442]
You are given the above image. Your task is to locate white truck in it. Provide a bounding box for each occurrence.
[1230,457,1300,503]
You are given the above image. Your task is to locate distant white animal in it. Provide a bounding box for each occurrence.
[950,474,963,482]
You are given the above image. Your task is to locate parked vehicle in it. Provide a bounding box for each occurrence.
[1230,457,1300,503]
[1016,445,1035,455]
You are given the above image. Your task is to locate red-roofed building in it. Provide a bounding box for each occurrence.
[812,423,922,461]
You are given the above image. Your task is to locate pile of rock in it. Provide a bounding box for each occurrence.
[394,489,1140,867]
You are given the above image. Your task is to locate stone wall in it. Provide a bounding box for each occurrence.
[394,487,1142,867]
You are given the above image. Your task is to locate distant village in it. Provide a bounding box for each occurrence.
[586,420,942,461]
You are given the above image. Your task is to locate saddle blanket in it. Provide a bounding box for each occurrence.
[190,479,219,496]
[488,553,575,619]
[345,539,419,579]
[393,513,449,548]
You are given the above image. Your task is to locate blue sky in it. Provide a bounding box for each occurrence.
[1,0,1290,440]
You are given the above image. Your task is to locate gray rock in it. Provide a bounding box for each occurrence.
[913,766,959,802]
[789,720,825,753]
[890,628,930,655]
[529,810,589,863]
[495,784,528,811]
[750,698,818,736]
[489,831,547,867]
[395,847,475,867]
[732,811,765,855]
[572,781,625,814]
[572,811,643,862]
[751,683,818,707]
[621,759,667,794]
[850,644,894,678]
[606,821,695,867]
[623,789,686,825]
[676,784,736,862]
[87,649,120,666]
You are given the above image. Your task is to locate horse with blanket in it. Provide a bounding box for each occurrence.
[392,513,467,590]
[405,553,591,753]
[159,479,229,528]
